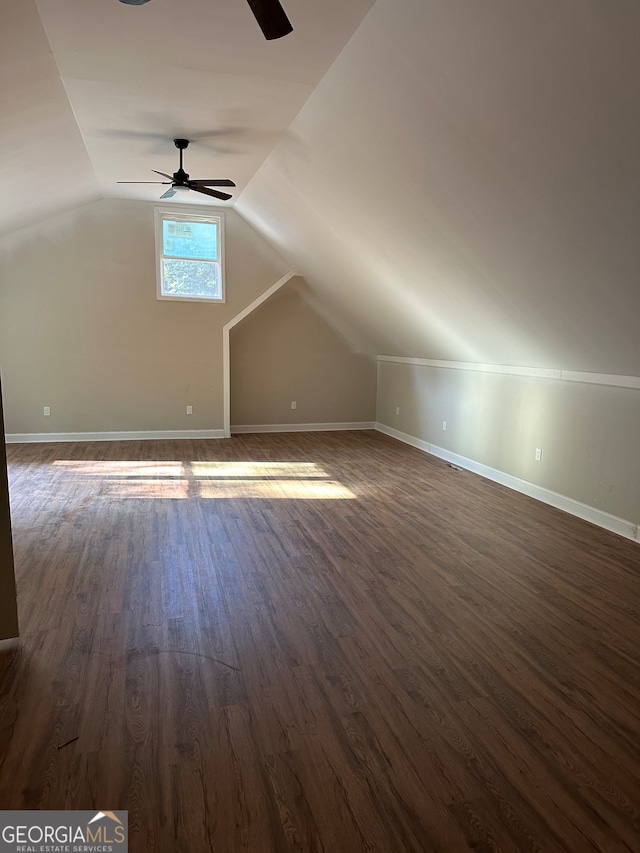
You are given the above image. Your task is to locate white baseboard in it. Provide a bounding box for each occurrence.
[376,423,639,544]
[6,424,375,442]
[231,421,376,434]
[6,429,225,444]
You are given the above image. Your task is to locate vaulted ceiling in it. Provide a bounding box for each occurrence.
[2,0,374,232]
[3,0,640,374]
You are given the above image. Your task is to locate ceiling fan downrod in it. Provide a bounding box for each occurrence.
[174,138,189,182]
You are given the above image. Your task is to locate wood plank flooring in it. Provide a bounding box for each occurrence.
[1,430,639,852]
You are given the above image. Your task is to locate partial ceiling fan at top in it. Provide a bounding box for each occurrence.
[118,0,293,41]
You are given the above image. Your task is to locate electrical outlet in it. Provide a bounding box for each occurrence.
[442,420,447,431]
[396,407,400,416]
[291,401,297,410]
[535,448,543,461]
[43,406,51,417]
[186,405,193,415]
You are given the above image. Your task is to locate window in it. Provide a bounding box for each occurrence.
[155,208,225,302]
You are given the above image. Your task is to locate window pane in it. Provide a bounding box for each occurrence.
[161,258,221,300]
[163,220,218,260]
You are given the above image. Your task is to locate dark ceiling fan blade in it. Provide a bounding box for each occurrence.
[118,0,292,40]
[189,179,237,187]
[117,138,236,200]
[192,186,233,201]
[246,0,293,40]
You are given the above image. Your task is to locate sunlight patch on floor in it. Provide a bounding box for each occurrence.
[101,479,191,499]
[197,480,355,500]
[52,459,355,499]
[190,461,327,479]
[53,460,186,477]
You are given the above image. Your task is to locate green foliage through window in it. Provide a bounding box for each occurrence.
[162,259,221,298]
[156,211,224,302]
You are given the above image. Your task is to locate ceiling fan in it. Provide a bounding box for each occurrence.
[118,0,293,41]
[117,138,236,201]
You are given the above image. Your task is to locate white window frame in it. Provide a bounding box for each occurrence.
[154,207,226,303]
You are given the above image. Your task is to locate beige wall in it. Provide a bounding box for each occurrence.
[230,278,376,426]
[0,199,291,434]
[0,377,19,640]
[377,360,640,528]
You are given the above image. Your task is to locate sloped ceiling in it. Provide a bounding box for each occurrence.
[238,0,640,373]
[1,0,374,234]
[0,3,99,235]
[3,1,640,375]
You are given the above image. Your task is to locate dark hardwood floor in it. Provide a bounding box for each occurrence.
[1,430,639,852]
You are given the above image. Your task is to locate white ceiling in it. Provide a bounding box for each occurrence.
[238,0,640,372]
[1,0,374,234]
[3,0,640,374]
